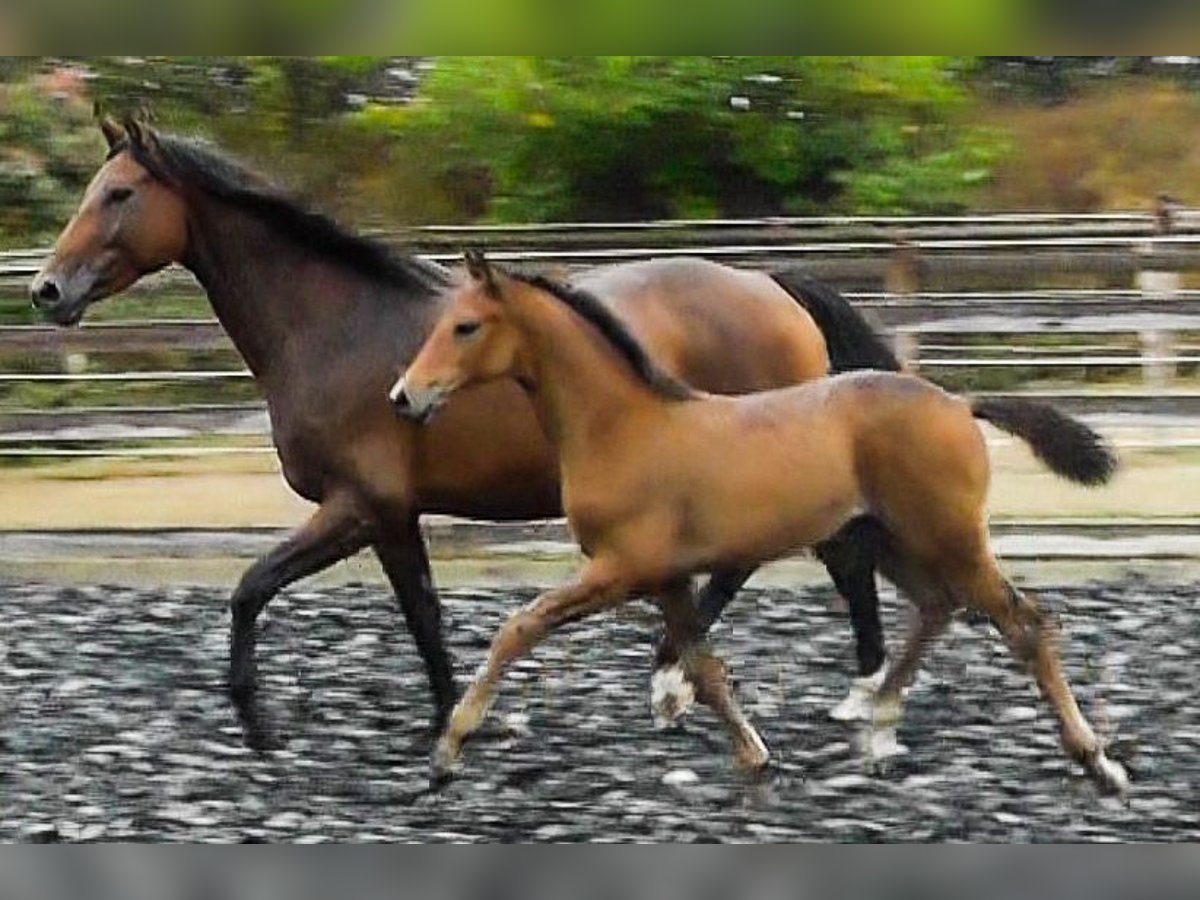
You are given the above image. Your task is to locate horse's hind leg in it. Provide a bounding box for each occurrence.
[656,580,770,772]
[963,560,1129,793]
[817,516,889,721]
[228,493,372,749]
[374,518,457,737]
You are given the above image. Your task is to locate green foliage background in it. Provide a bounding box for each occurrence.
[0,55,1187,246]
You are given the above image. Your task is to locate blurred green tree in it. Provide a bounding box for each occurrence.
[2,56,1007,244]
[374,56,1000,220]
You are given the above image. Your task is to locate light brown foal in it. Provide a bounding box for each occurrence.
[394,253,1127,794]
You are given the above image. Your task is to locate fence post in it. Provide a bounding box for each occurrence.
[1140,328,1176,389]
[884,231,920,296]
[894,329,921,373]
[1137,192,1181,299]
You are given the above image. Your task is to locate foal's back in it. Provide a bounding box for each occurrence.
[608,371,987,570]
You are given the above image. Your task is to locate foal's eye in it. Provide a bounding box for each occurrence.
[453,321,482,339]
[105,187,134,205]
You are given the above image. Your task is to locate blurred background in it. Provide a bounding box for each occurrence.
[3,55,1200,242]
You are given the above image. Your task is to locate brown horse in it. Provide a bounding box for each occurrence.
[30,115,898,746]
[395,254,1127,794]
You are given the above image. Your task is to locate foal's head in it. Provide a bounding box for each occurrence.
[391,252,526,422]
[31,113,189,326]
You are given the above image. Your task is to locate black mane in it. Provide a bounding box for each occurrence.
[112,131,449,292]
[511,272,695,402]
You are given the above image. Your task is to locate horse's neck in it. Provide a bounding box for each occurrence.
[515,294,664,458]
[181,197,434,384]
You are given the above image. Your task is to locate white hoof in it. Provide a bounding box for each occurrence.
[829,666,887,722]
[650,663,695,729]
[1091,751,1130,795]
[855,724,909,761]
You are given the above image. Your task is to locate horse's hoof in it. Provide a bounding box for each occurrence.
[855,724,909,762]
[650,662,695,729]
[829,683,876,722]
[229,686,283,753]
[1089,751,1130,796]
[829,667,887,722]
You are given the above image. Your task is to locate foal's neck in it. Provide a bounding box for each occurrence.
[511,290,668,456]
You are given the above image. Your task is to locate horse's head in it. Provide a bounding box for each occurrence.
[391,251,526,423]
[31,114,188,326]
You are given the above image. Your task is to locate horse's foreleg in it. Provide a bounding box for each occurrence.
[432,563,625,782]
[649,565,752,728]
[374,520,457,736]
[229,494,372,749]
[656,581,770,772]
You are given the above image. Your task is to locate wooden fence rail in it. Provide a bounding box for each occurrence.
[4,214,1200,460]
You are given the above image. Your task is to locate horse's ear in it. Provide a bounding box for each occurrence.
[121,113,157,153]
[95,102,123,150]
[464,250,501,298]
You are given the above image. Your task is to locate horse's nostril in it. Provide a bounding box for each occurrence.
[31,279,61,306]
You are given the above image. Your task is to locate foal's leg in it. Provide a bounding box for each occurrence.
[431,562,626,781]
[864,604,950,760]
[229,494,372,749]
[965,561,1129,793]
[860,550,951,760]
[650,515,890,726]
[649,565,752,728]
[374,518,457,737]
[656,581,770,772]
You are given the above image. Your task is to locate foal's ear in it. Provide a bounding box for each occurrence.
[464,250,501,299]
[95,102,123,151]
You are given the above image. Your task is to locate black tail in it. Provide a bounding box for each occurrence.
[770,267,900,373]
[971,398,1118,486]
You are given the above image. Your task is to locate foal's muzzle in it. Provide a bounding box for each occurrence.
[389,375,442,424]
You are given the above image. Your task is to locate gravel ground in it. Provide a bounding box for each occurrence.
[1,578,1197,842]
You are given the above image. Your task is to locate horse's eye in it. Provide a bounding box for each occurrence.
[454,321,482,339]
[105,187,134,205]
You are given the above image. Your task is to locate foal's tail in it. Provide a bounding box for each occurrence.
[770,267,901,374]
[971,397,1118,486]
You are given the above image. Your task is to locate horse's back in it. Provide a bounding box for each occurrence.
[574,258,829,394]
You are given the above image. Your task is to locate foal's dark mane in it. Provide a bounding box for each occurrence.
[112,130,450,293]
[511,272,695,402]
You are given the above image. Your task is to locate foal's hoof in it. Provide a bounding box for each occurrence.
[734,730,772,774]
[1088,750,1130,796]
[429,737,460,788]
[650,662,695,729]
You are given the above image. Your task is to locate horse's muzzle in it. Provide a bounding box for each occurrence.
[30,269,96,327]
